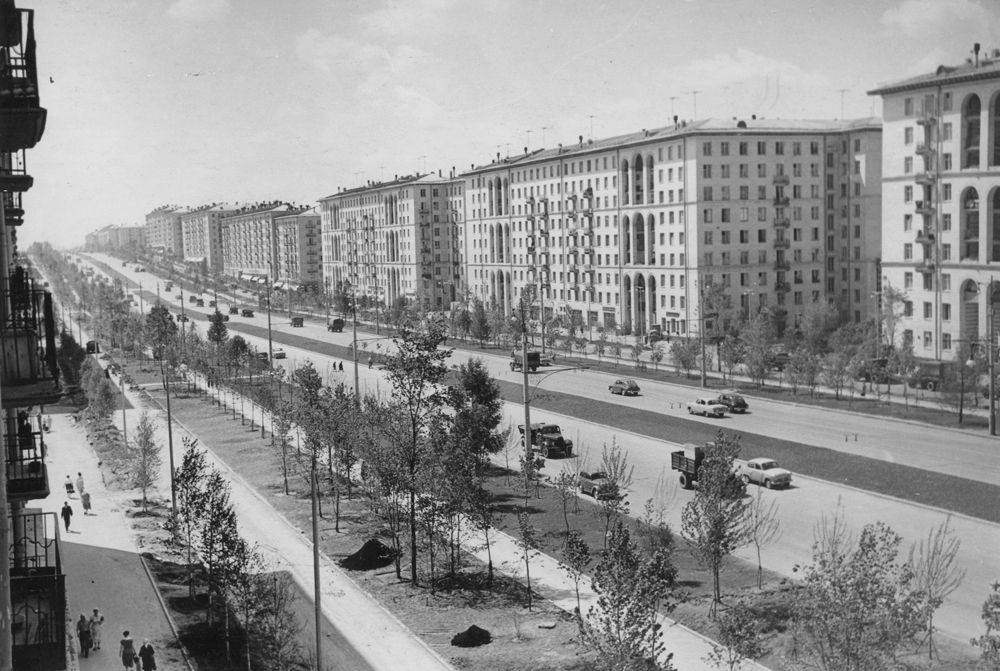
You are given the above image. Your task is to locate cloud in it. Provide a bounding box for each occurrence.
[358,0,462,37]
[295,29,381,73]
[881,0,991,37]
[684,48,830,91]
[166,0,231,21]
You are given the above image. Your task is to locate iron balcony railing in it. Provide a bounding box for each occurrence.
[4,412,47,500]
[10,511,65,671]
[0,274,61,408]
[0,5,46,152]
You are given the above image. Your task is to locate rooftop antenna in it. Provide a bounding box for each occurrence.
[378,166,385,182]
[689,90,701,119]
[589,115,596,141]
[839,89,848,119]
[669,97,677,118]
[419,156,427,174]
[526,129,532,150]
[353,171,363,187]
[541,126,551,148]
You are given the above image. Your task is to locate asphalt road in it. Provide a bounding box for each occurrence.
[84,252,1000,649]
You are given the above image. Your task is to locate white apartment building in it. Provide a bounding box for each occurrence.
[275,208,322,289]
[220,202,308,281]
[464,118,882,338]
[181,204,235,273]
[145,205,187,255]
[319,173,464,309]
[871,46,1000,361]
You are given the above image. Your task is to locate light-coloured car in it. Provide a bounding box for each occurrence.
[272,348,287,360]
[737,458,793,489]
[687,397,727,417]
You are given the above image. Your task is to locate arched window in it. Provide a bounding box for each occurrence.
[487,181,494,217]
[963,94,982,169]
[962,279,980,342]
[502,178,509,215]
[963,187,980,261]
[489,224,496,263]
[634,213,645,265]
[633,155,644,205]
[646,155,655,202]
[993,188,1000,262]
[992,92,1000,166]
[621,159,630,205]
[622,215,632,264]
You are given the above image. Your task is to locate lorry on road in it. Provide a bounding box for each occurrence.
[670,443,704,489]
[518,422,573,458]
[510,350,541,372]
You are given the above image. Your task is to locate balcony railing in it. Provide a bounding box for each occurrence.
[0,276,61,408]
[914,172,935,186]
[774,238,791,249]
[10,511,65,671]
[5,413,47,501]
[772,174,790,185]
[916,143,934,157]
[0,147,33,192]
[915,200,935,217]
[3,191,23,226]
[774,281,790,293]
[773,217,790,228]
[774,261,790,271]
[773,196,790,206]
[0,6,46,152]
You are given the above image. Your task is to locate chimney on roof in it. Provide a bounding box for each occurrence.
[975,42,981,67]
[438,169,442,177]
[524,147,527,155]
[496,152,500,162]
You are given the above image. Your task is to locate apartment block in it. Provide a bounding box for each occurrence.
[181,204,235,273]
[870,46,1000,361]
[319,173,465,309]
[145,205,187,256]
[275,207,322,289]
[220,201,308,281]
[463,118,881,338]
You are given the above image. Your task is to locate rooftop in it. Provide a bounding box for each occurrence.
[463,117,882,175]
[868,46,1000,95]
[320,172,460,201]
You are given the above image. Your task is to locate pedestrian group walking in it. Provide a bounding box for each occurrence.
[77,614,92,658]
[64,474,75,497]
[90,609,104,650]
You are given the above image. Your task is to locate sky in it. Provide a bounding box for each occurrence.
[19,0,1000,248]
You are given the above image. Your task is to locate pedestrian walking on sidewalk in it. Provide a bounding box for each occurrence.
[339,361,343,372]
[64,475,75,498]
[81,491,92,515]
[89,609,104,650]
[368,356,373,369]
[60,501,73,532]
[138,639,156,671]
[75,472,85,496]
[120,631,137,670]
[77,614,93,658]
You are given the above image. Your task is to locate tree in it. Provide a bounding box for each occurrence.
[681,431,750,615]
[145,302,178,358]
[130,411,162,512]
[561,530,592,619]
[516,511,539,611]
[746,488,781,589]
[207,309,229,346]
[89,378,118,425]
[649,343,665,371]
[669,338,699,378]
[594,439,634,549]
[908,516,966,659]
[595,332,608,362]
[470,297,491,346]
[973,582,1000,669]
[583,520,678,670]
[878,285,909,352]
[635,471,675,556]
[795,521,928,671]
[449,358,504,472]
[381,322,452,585]
[740,312,775,389]
[553,465,579,541]
[704,601,767,671]
[610,340,623,366]
[57,331,87,390]
[249,570,304,671]
[175,437,209,599]
[821,350,851,400]
[198,467,236,626]
[719,335,742,384]
[629,334,644,369]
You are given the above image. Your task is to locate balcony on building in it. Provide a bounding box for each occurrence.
[916,229,936,246]
[916,260,936,275]
[916,142,935,158]
[3,191,23,226]
[773,238,791,249]
[773,216,790,229]
[916,114,936,128]
[566,210,577,220]
[774,281,790,293]
[915,200,935,217]
[10,511,66,671]
[773,196,790,207]
[5,412,47,501]
[0,4,46,153]
[774,261,790,271]
[915,172,935,187]
[1,276,61,409]
[0,147,33,192]
[772,173,790,186]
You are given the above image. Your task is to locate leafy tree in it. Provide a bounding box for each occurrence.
[583,520,678,670]
[89,378,118,425]
[207,309,229,346]
[746,488,781,589]
[669,338,699,378]
[595,332,608,362]
[470,297,491,346]
[174,438,209,599]
[145,302,177,358]
[516,511,540,611]
[719,335,742,383]
[561,530,592,618]
[878,285,909,352]
[635,472,675,556]
[649,343,665,371]
[610,339,622,366]
[821,350,852,400]
[57,331,87,389]
[130,411,162,512]
[553,465,579,541]
[594,439,634,549]
[973,582,1000,668]
[629,334,644,369]
[248,570,305,671]
[795,521,928,671]
[681,431,750,615]
[740,312,776,389]
[704,601,767,671]
[909,516,966,659]
[198,468,237,627]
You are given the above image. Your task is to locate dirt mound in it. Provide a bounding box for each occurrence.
[339,539,396,571]
[451,625,491,648]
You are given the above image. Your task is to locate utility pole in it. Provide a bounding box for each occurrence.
[699,288,707,388]
[352,283,360,402]
[991,277,997,436]
[120,373,127,449]
[266,271,274,363]
[541,126,551,148]
[690,90,701,119]
[522,326,531,456]
[311,454,322,667]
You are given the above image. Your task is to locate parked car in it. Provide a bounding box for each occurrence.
[857,358,892,383]
[715,392,748,413]
[208,300,217,308]
[539,353,555,366]
[609,379,641,396]
[221,314,230,322]
[164,281,173,291]
[177,314,189,323]
[771,351,792,371]
[578,471,614,499]
[229,306,239,315]
[272,348,287,360]
[328,318,345,332]
[907,361,948,391]
[196,299,204,307]
[188,295,198,304]
[175,294,183,300]
[518,423,573,458]
[687,397,727,417]
[736,458,793,489]
[671,443,704,489]
[121,261,128,267]
[241,308,255,318]
[291,316,304,327]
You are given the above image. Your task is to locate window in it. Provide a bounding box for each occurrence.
[758,186,768,200]
[943,183,952,201]
[904,185,913,202]
[923,302,933,319]
[922,273,933,291]
[721,208,731,223]
[943,303,952,321]
[739,141,748,156]
[776,142,785,155]
[758,207,767,221]
[739,164,749,178]
[703,165,712,179]
[905,98,914,116]
[721,142,730,156]
[904,243,913,260]
[854,160,861,175]
[810,142,820,155]
[943,122,953,141]
[704,252,714,266]
[943,333,952,350]
[757,164,767,178]
[904,301,913,317]
[942,274,951,291]
[904,127,913,145]
[704,186,713,200]
[904,272,913,289]
[721,230,731,243]
[904,157,913,173]
[943,213,952,231]
[703,209,714,223]
[757,229,767,243]
[740,185,749,200]
[943,92,953,111]
[703,142,712,156]
[739,230,749,243]
[963,94,982,168]
[721,165,730,179]
[704,231,713,244]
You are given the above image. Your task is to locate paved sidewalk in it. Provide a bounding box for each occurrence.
[38,411,187,671]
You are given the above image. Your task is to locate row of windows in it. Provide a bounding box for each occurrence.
[702,140,824,157]
[704,227,821,244]
[701,163,823,179]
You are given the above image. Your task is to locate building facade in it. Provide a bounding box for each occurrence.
[463,118,882,338]
[91,224,145,252]
[145,205,187,256]
[871,50,1000,361]
[275,208,322,289]
[319,173,465,310]
[220,202,308,280]
[181,204,234,273]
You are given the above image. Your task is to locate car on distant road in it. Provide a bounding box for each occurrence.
[208,300,216,308]
[578,472,615,499]
[715,392,748,413]
[539,353,555,366]
[229,306,239,315]
[196,299,204,307]
[736,458,793,489]
[176,314,189,323]
[608,379,640,396]
[241,309,255,318]
[771,351,792,371]
[291,317,304,327]
[272,348,286,359]
[687,397,727,417]
[518,422,573,458]
[175,294,183,300]
[328,318,345,332]
[221,314,230,322]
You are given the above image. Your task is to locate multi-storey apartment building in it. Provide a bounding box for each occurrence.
[145,205,187,256]
[319,173,464,309]
[220,202,308,281]
[181,204,235,273]
[0,3,67,669]
[90,224,145,252]
[870,46,1000,361]
[275,208,322,289]
[464,118,881,338]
